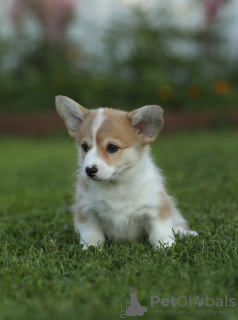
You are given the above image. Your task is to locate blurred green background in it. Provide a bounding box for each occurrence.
[0,0,237,115]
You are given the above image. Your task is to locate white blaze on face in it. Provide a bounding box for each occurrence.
[82,109,115,180]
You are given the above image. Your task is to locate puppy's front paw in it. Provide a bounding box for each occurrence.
[151,237,175,249]
[80,240,105,251]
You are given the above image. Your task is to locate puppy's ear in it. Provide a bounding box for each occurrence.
[128,105,164,144]
[55,96,89,138]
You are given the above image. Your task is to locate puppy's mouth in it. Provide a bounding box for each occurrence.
[86,172,118,181]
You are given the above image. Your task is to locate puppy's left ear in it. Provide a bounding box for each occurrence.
[128,105,164,144]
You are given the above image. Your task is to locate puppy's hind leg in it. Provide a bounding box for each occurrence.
[173,226,198,238]
[148,217,176,248]
[172,209,198,238]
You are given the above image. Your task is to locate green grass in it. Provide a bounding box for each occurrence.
[0,130,238,320]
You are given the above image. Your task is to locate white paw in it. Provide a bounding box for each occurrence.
[152,237,175,249]
[187,230,199,236]
[174,229,198,238]
[80,240,105,250]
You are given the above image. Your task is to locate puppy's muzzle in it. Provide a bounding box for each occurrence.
[86,165,98,177]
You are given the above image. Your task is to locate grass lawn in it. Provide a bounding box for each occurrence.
[0,130,237,320]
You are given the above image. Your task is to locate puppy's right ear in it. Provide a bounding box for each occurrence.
[55,96,89,138]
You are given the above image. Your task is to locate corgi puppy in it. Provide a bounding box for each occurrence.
[55,96,198,249]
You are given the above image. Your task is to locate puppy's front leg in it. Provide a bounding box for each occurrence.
[74,212,105,250]
[148,217,175,249]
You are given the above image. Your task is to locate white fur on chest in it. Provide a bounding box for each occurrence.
[77,153,164,241]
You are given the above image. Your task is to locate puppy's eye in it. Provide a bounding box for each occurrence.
[107,144,119,153]
[81,143,89,153]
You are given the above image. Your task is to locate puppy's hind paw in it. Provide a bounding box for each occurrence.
[187,230,199,237]
[174,228,198,238]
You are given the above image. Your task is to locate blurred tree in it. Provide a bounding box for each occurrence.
[10,0,76,44]
[0,0,83,114]
[199,0,231,59]
[202,0,230,21]
[96,6,236,110]
[0,0,237,114]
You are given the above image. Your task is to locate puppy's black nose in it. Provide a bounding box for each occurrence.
[86,165,98,177]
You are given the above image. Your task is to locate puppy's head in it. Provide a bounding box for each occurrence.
[56,96,163,181]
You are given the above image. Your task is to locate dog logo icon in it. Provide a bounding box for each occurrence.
[193,296,204,307]
[117,291,147,318]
